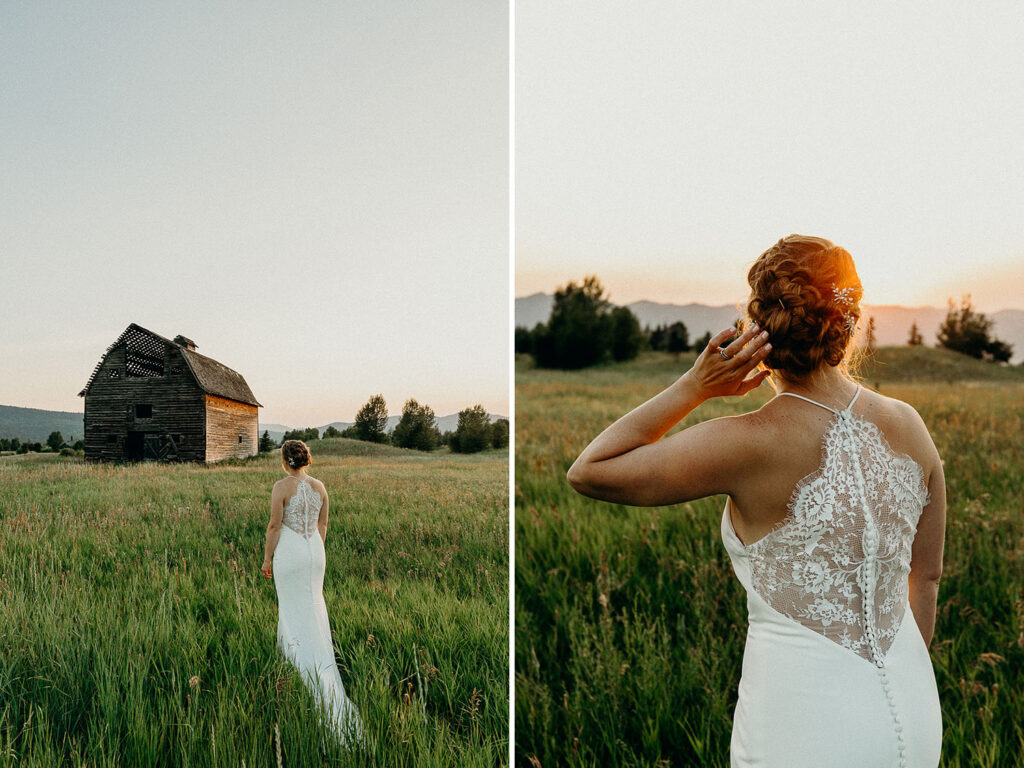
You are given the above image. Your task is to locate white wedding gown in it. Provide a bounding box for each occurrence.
[273,476,363,745]
[721,387,941,767]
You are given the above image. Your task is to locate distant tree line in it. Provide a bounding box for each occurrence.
[516,276,730,370]
[518,278,1016,369]
[0,431,83,456]
[260,394,507,456]
[897,296,1012,363]
[516,276,645,368]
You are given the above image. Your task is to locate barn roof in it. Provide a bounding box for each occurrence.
[178,347,262,407]
[79,324,262,407]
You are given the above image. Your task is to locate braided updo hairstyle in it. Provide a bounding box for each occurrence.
[746,234,863,380]
[281,439,312,470]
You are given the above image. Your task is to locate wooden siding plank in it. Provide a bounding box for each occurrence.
[204,394,259,462]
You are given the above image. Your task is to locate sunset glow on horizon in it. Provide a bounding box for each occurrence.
[516,247,1024,315]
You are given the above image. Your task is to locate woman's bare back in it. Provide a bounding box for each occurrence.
[727,386,940,547]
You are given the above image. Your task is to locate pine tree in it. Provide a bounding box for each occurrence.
[450,405,492,453]
[354,394,389,443]
[259,430,275,452]
[908,322,923,346]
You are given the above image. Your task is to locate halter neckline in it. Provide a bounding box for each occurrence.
[776,385,861,416]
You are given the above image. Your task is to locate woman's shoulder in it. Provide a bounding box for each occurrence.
[857,387,939,464]
[303,475,328,493]
[858,387,928,431]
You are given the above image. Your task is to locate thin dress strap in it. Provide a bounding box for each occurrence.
[776,385,861,415]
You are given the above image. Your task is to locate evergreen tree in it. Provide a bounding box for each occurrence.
[259,430,275,452]
[665,321,690,357]
[514,326,533,355]
[322,425,343,439]
[609,306,645,362]
[281,427,319,442]
[694,331,712,352]
[985,338,1013,363]
[392,399,441,451]
[450,405,492,453]
[937,295,1013,362]
[353,394,389,443]
[908,322,923,346]
[533,276,612,369]
[648,324,666,351]
[490,418,509,449]
[46,431,64,452]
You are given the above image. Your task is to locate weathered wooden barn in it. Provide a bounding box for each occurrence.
[78,324,262,462]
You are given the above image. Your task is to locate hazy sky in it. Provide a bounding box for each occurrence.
[1,2,508,426]
[516,1,1024,312]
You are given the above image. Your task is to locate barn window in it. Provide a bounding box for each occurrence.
[108,368,120,378]
[238,434,245,444]
[136,404,153,418]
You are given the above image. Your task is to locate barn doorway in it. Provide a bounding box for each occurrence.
[126,431,146,460]
[126,432,164,461]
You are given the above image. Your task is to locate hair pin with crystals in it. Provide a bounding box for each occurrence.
[832,285,858,334]
[288,458,296,467]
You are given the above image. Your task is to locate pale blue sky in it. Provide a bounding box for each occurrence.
[1,1,508,425]
[516,1,1024,312]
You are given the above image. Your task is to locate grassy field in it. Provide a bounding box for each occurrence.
[515,347,1024,768]
[0,438,508,767]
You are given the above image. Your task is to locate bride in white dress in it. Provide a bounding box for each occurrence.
[567,235,944,767]
[261,439,363,746]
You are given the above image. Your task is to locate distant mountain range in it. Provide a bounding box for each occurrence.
[0,405,85,443]
[0,405,507,445]
[516,293,1024,363]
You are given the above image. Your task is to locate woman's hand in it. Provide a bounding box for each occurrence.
[685,324,771,400]
[261,559,272,579]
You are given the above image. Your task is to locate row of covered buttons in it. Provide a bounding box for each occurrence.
[876,666,907,767]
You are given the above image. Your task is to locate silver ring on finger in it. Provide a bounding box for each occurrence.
[718,348,733,361]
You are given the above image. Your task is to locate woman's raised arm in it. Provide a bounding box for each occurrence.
[567,325,772,506]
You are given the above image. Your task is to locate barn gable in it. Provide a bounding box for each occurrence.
[79,324,261,462]
[79,324,261,406]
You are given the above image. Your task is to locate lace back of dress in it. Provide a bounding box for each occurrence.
[747,395,930,665]
[282,478,322,539]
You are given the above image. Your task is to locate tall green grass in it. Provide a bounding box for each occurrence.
[515,349,1024,767]
[1,439,508,767]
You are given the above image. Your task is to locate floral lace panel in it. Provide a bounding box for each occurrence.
[282,479,322,539]
[746,411,929,664]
